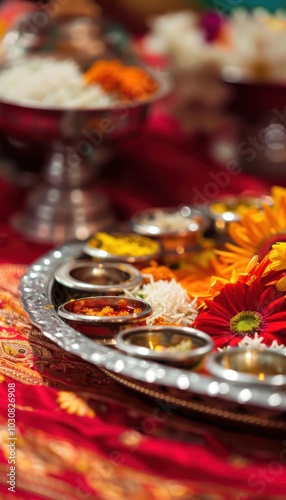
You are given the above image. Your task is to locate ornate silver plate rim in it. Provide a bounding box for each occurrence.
[18,242,286,413]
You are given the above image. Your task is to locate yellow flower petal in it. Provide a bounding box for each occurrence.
[276,276,286,292]
[268,242,286,272]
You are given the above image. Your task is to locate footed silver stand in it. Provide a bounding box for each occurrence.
[11,141,114,243]
[0,77,168,243]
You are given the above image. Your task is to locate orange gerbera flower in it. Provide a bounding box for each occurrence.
[200,253,272,305]
[216,186,286,276]
[173,248,225,303]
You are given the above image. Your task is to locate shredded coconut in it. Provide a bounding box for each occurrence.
[125,277,198,326]
[136,210,198,233]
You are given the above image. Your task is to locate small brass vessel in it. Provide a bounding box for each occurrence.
[131,205,209,260]
[207,347,286,386]
[116,325,213,368]
[54,260,143,295]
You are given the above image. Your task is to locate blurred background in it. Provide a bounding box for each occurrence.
[0,0,286,244]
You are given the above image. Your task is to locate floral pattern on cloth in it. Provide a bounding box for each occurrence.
[0,264,113,389]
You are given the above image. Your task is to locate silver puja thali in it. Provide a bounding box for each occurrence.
[19,242,286,431]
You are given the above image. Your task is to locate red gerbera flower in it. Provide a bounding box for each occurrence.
[194,280,286,349]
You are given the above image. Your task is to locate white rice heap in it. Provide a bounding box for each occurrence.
[126,277,198,326]
[0,57,114,108]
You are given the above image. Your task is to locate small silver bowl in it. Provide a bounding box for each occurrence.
[116,325,214,368]
[207,347,286,386]
[57,296,152,338]
[54,261,143,295]
[207,195,273,234]
[83,232,162,266]
[131,205,209,260]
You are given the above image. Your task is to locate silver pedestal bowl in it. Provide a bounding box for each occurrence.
[0,76,169,243]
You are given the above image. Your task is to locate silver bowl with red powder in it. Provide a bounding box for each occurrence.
[57,295,152,340]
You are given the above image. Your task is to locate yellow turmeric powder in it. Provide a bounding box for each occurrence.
[87,232,160,257]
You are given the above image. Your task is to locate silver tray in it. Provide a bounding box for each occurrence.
[19,242,286,426]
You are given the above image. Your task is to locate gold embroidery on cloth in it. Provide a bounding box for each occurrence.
[0,290,30,334]
[0,264,26,295]
[0,265,113,389]
[57,391,95,418]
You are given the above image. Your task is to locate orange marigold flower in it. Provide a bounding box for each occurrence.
[141,265,176,282]
[84,59,158,101]
[173,249,226,304]
[153,317,179,326]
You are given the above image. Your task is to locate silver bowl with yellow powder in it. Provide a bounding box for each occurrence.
[206,195,273,235]
[83,232,162,265]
